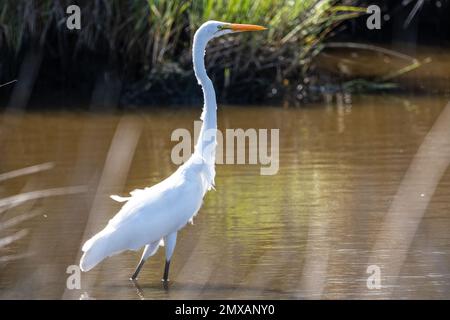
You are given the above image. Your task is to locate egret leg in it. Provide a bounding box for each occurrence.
[130,241,161,280]
[131,259,146,281]
[163,260,171,282]
[162,232,177,282]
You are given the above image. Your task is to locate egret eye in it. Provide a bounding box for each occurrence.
[215,25,227,34]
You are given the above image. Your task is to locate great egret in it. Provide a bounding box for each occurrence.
[79,21,266,282]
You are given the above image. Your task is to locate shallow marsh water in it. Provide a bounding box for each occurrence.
[0,94,449,299]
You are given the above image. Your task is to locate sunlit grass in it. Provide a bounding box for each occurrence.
[0,0,364,102]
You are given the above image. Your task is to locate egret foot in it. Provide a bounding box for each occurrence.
[162,280,170,290]
[131,279,145,299]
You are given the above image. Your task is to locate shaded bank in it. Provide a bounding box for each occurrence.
[0,1,448,108]
[0,0,365,107]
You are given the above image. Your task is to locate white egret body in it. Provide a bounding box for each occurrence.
[79,21,266,281]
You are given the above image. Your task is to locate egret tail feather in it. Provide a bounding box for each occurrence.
[80,228,120,271]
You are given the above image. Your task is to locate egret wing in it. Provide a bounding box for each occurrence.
[105,173,203,251]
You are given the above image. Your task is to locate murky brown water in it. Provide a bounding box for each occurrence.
[1,94,450,299]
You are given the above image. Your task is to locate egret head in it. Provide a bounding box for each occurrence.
[198,20,267,40]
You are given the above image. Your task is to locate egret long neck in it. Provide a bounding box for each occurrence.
[192,33,217,166]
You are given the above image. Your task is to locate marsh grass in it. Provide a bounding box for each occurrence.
[0,0,364,104]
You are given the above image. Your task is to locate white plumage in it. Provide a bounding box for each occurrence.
[79,20,266,281]
[79,154,209,273]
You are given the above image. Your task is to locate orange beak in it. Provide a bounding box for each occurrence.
[229,23,267,32]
